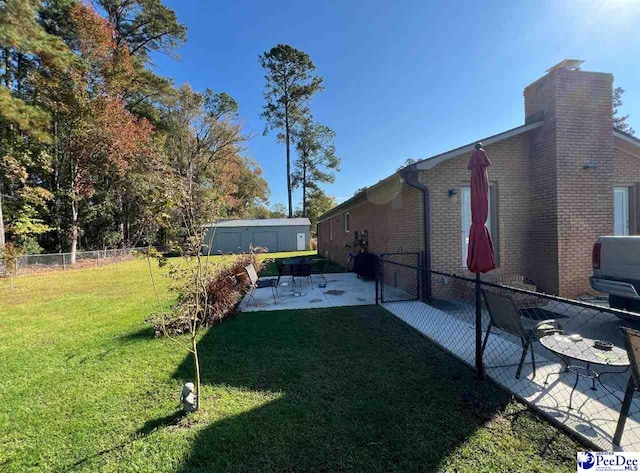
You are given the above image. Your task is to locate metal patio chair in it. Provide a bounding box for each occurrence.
[291,261,313,288]
[481,289,561,379]
[614,327,640,446]
[244,264,278,306]
[275,260,291,286]
[313,258,328,284]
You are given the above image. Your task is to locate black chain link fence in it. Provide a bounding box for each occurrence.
[376,253,640,450]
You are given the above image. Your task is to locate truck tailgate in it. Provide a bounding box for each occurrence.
[599,236,640,281]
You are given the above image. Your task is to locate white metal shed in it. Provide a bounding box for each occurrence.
[203,218,311,254]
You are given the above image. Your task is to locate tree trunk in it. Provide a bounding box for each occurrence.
[3,48,10,88]
[16,53,23,97]
[0,188,5,249]
[117,193,125,246]
[0,49,6,249]
[53,118,64,252]
[302,155,307,217]
[285,115,292,218]
[191,334,200,412]
[70,199,78,264]
[188,157,194,208]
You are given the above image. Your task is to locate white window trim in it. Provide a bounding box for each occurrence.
[344,212,350,233]
[614,186,631,236]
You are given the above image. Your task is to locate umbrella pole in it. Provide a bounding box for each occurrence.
[475,272,485,380]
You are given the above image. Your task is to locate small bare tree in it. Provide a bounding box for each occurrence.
[146,225,217,410]
[143,85,250,411]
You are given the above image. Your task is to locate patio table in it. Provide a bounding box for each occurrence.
[282,257,314,266]
[539,333,629,409]
[282,258,313,288]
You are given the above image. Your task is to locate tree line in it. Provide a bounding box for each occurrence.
[0,0,273,261]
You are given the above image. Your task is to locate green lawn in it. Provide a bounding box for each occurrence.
[0,253,580,472]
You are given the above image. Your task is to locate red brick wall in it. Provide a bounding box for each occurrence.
[319,67,638,300]
[419,133,531,277]
[317,176,424,267]
[524,72,560,295]
[524,68,616,297]
[614,147,640,234]
[556,70,614,297]
[318,134,532,285]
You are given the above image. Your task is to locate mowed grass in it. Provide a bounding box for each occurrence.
[0,252,580,472]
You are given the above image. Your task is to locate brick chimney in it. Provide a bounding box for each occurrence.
[524,60,614,297]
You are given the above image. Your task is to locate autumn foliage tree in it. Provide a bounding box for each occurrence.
[0,0,74,251]
[48,3,157,262]
[0,0,271,259]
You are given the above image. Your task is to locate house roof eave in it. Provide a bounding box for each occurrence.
[614,129,640,148]
[414,121,544,171]
[317,121,544,224]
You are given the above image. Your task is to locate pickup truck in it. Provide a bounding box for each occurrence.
[591,236,640,313]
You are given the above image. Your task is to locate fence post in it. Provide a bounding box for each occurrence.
[62,253,66,271]
[375,256,379,305]
[422,250,431,302]
[475,273,485,380]
[416,253,420,301]
[380,256,385,304]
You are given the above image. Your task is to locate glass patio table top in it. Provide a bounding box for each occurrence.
[539,334,629,367]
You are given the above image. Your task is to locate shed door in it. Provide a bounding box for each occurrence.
[297,233,306,251]
[216,232,242,253]
[253,231,278,252]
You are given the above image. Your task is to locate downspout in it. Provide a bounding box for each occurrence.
[399,166,431,301]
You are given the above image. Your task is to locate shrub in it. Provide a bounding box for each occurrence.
[0,243,22,288]
[0,242,21,274]
[17,236,43,255]
[147,252,264,336]
[309,237,317,250]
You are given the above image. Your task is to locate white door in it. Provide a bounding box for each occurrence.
[296,233,306,251]
[614,187,630,235]
[461,187,492,266]
[461,187,472,266]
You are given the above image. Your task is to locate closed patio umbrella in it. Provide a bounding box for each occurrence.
[467,143,496,379]
[467,143,496,274]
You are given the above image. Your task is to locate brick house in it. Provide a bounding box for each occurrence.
[317,61,640,298]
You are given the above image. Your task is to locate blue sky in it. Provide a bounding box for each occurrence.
[152,0,640,207]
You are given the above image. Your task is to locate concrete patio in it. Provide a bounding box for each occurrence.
[239,272,375,312]
[382,299,640,451]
